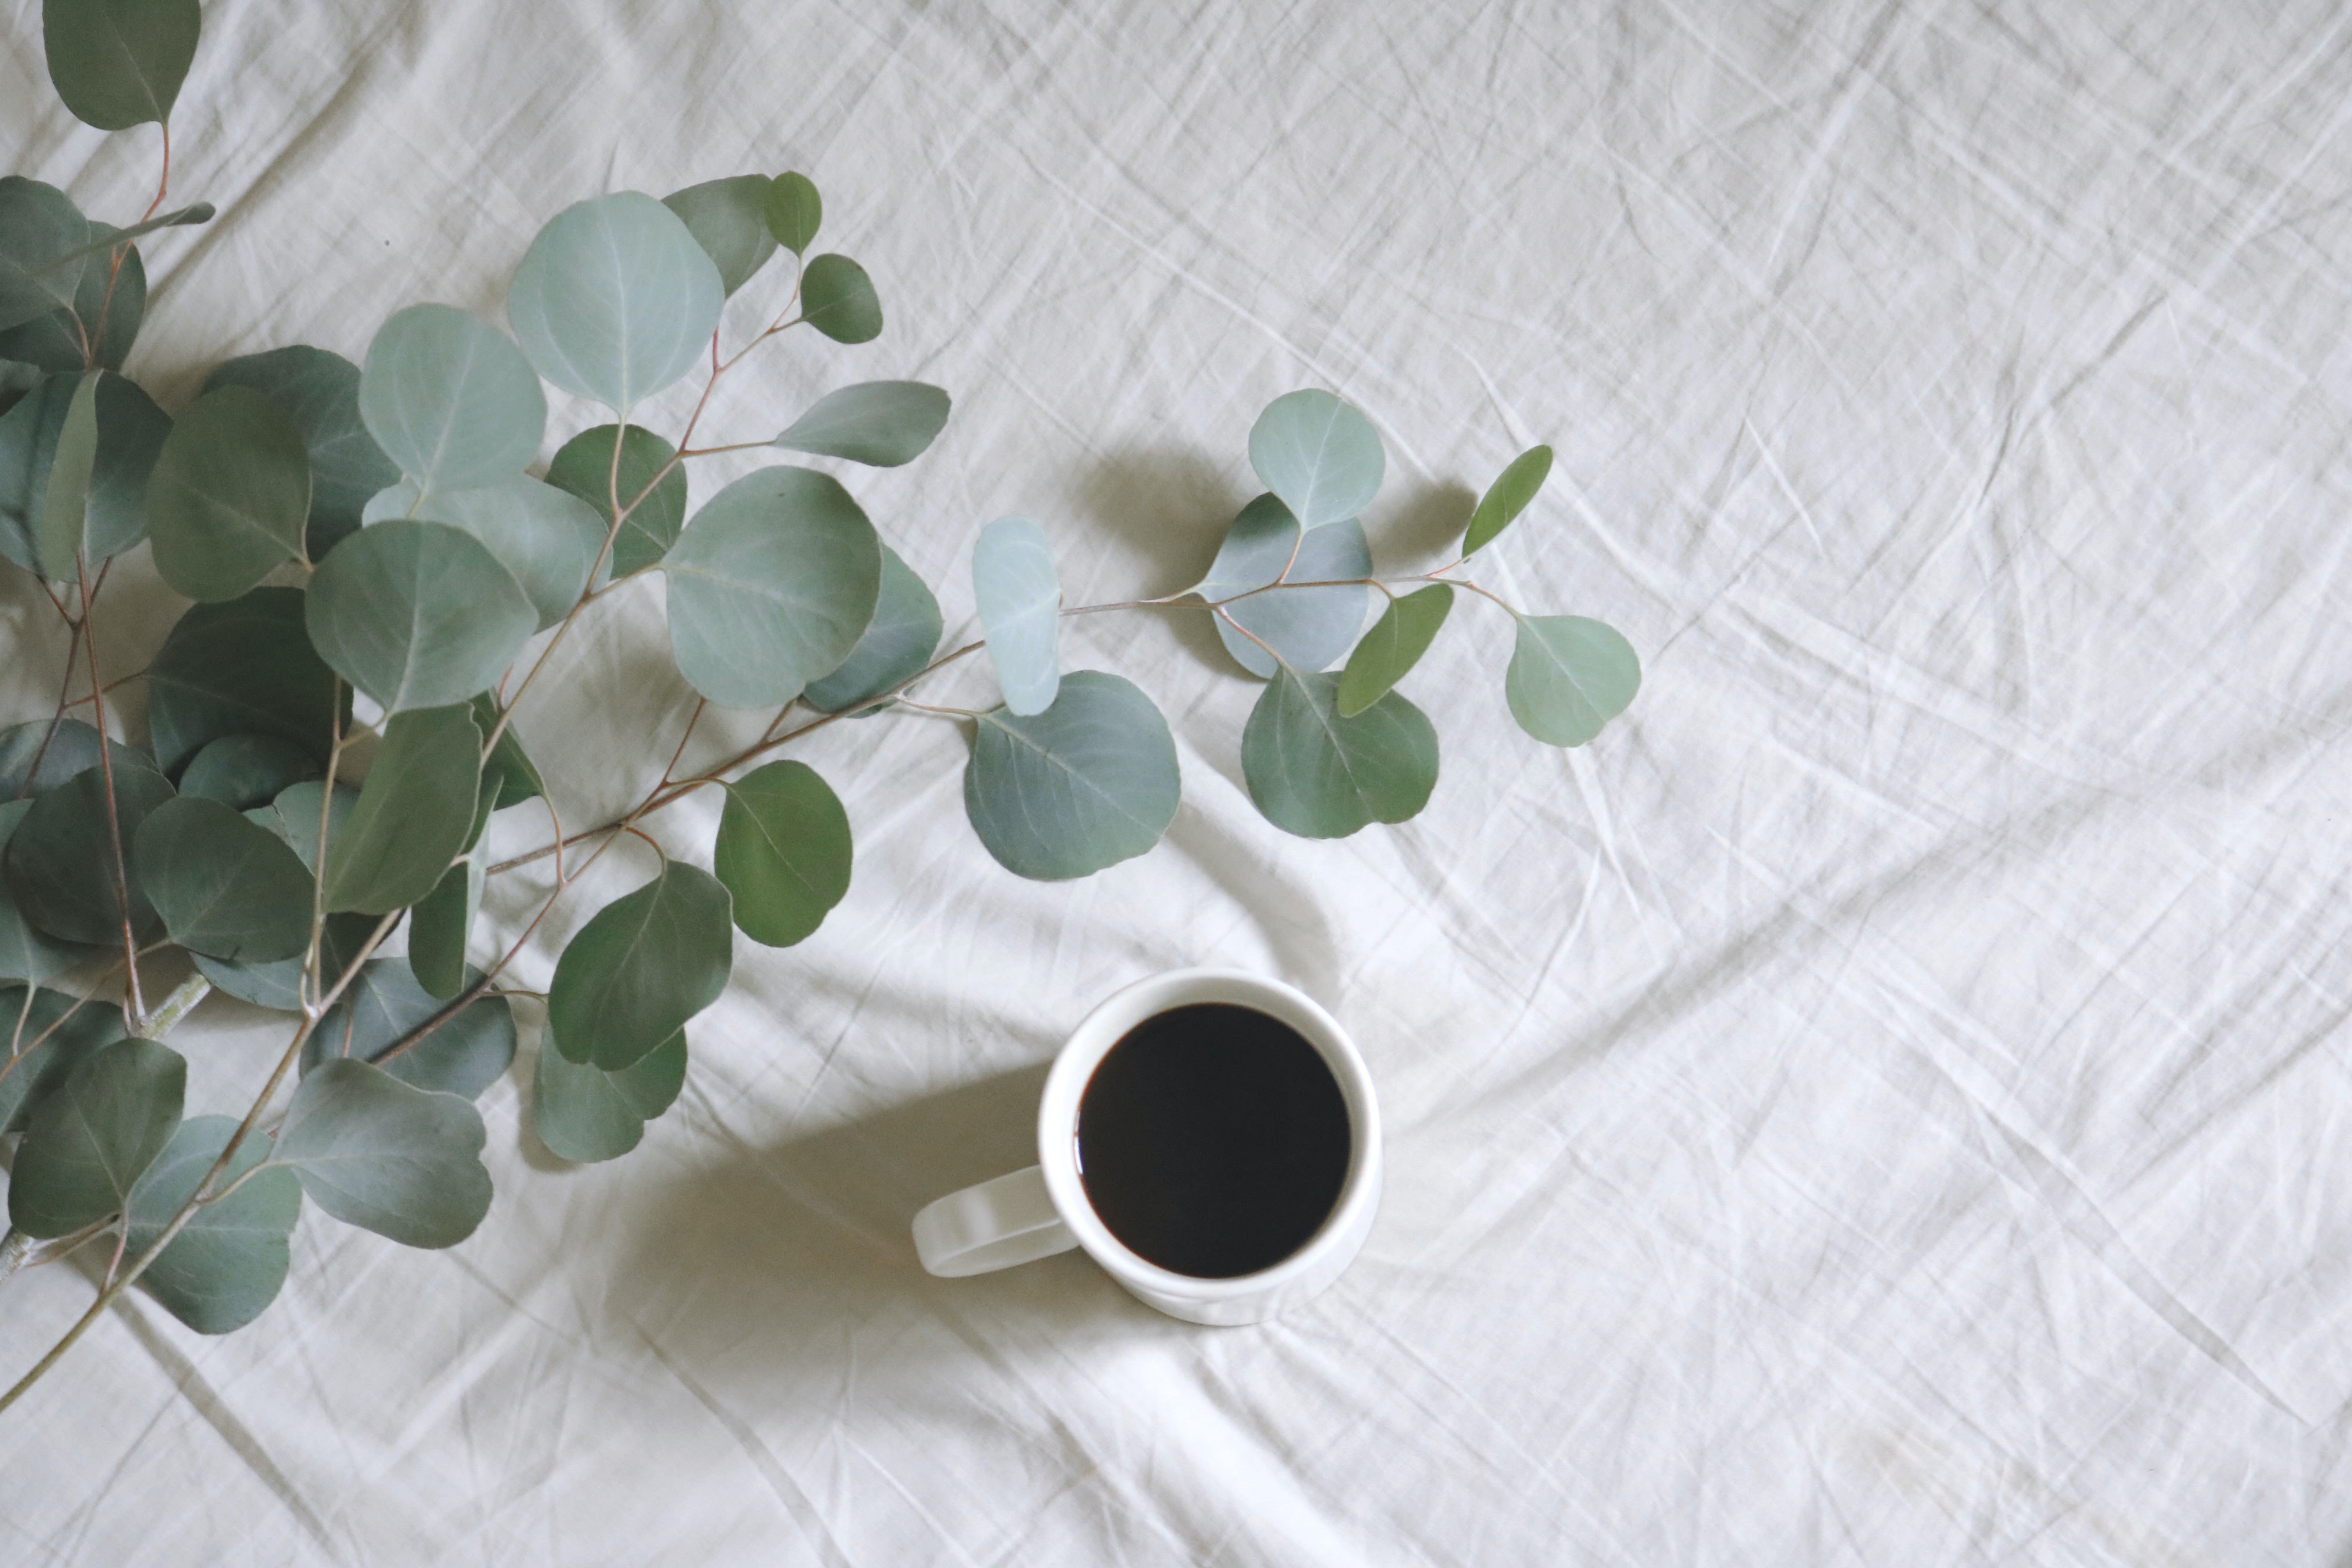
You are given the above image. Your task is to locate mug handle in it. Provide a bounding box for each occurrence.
[912,1167,1080,1277]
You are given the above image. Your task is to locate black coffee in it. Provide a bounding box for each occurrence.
[1074,1002,1352,1279]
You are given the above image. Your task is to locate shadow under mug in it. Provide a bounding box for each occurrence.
[911,968,1383,1326]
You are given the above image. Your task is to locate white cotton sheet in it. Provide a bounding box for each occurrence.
[4,0,2351,1562]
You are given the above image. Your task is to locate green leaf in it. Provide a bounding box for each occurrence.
[802,544,942,715]
[1247,390,1384,530]
[269,1058,491,1248]
[1504,615,1640,747]
[41,0,200,129]
[0,716,148,801]
[0,179,92,333]
[177,734,321,811]
[405,855,481,999]
[507,192,724,413]
[261,778,358,878]
[147,384,313,600]
[771,381,949,468]
[133,795,312,962]
[8,1035,184,1237]
[545,422,684,578]
[661,466,881,709]
[1337,584,1453,717]
[0,223,145,373]
[29,203,211,274]
[765,172,821,255]
[963,671,1180,880]
[547,860,731,1070]
[0,369,171,577]
[306,518,537,713]
[146,589,345,775]
[403,476,606,630]
[2,758,174,945]
[322,704,480,914]
[531,1028,686,1164]
[662,176,779,297]
[34,368,99,579]
[972,515,1060,716]
[204,345,401,558]
[124,1115,302,1334]
[358,303,545,499]
[192,909,371,1013]
[1197,494,1370,678]
[470,695,543,808]
[799,254,881,344]
[1241,668,1438,839]
[1461,445,1553,556]
[0,801,89,984]
[714,762,851,948]
[302,959,513,1100]
[0,984,121,1131]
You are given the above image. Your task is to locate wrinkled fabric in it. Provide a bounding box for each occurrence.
[4,1,2351,1562]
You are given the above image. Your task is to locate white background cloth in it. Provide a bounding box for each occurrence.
[4,1,2351,1562]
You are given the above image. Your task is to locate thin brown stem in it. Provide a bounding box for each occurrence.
[76,557,143,1029]
[302,681,348,1014]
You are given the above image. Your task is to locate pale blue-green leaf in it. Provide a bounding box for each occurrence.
[306,518,536,713]
[547,861,732,1070]
[322,704,479,915]
[176,734,320,811]
[1198,495,1370,678]
[798,254,881,344]
[41,0,200,129]
[715,761,851,948]
[662,176,778,297]
[133,795,312,962]
[191,910,370,1014]
[0,984,120,1131]
[972,515,1060,716]
[1504,615,1641,747]
[358,304,545,496]
[147,589,343,774]
[262,779,357,878]
[661,466,880,708]
[124,1115,302,1334]
[407,476,605,630]
[302,959,513,1100]
[404,855,482,1000]
[146,383,312,599]
[771,381,949,468]
[1247,390,1384,530]
[507,192,724,412]
[545,423,683,578]
[803,545,941,715]
[1241,668,1438,839]
[8,1035,184,1237]
[269,1058,491,1248]
[1,758,173,945]
[1337,583,1453,717]
[205,345,400,558]
[963,671,1180,881]
[531,1029,686,1164]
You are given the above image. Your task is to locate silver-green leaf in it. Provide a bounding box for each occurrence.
[0,178,90,333]
[1247,390,1384,530]
[507,192,724,413]
[1504,615,1640,747]
[8,1035,184,1238]
[34,368,99,579]
[123,1115,303,1334]
[146,589,344,775]
[270,1058,491,1249]
[302,959,514,1100]
[133,795,313,962]
[204,345,401,559]
[799,254,881,344]
[404,476,606,630]
[0,984,120,1132]
[765,173,821,255]
[531,1028,687,1164]
[771,381,950,468]
[147,383,312,600]
[662,176,778,298]
[972,515,1060,716]
[1198,494,1370,678]
[0,801,86,984]
[2,758,174,945]
[963,671,1180,881]
[802,544,942,716]
[41,0,200,130]
[306,518,537,713]
[358,304,545,499]
[176,734,321,811]
[547,861,732,1070]
[1241,668,1438,839]
[322,704,480,915]
[545,422,684,578]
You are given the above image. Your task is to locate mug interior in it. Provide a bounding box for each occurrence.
[1035,968,1380,1303]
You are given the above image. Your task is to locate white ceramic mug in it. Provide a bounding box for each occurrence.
[910,968,1382,1326]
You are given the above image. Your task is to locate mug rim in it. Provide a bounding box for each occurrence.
[1034,966,1381,1303]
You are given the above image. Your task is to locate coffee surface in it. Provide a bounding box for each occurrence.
[1074,1002,1352,1279]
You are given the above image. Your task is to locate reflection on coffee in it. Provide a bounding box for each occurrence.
[1074,1002,1351,1279]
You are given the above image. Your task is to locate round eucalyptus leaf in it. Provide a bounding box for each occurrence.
[972,515,1060,716]
[8,1035,184,1238]
[765,172,821,254]
[147,383,312,600]
[0,800,89,984]
[411,475,605,629]
[79,370,169,561]
[547,861,732,1070]
[507,191,724,413]
[798,254,881,344]
[192,910,372,1014]
[404,855,482,1000]
[1241,668,1438,839]
[531,1028,686,1164]
[124,1114,302,1334]
[2,757,174,945]
[358,303,545,498]
[0,716,148,801]
[204,345,400,558]
[132,795,313,962]
[33,368,99,579]
[1199,496,1370,678]
[803,545,942,716]
[322,704,480,915]
[0,223,144,373]
[146,588,344,774]
[963,671,1180,881]
[0,984,122,1131]
[307,518,537,713]
[661,466,880,709]
[1247,390,1384,530]
[771,381,950,468]
[1462,445,1553,556]
[302,959,514,1100]
[662,175,779,297]
[546,422,684,578]
[262,778,358,878]
[1504,615,1641,747]
[715,761,851,948]
[270,1057,491,1249]
[41,0,200,129]
[1337,583,1453,717]
[177,734,321,810]
[0,178,90,333]
[1,367,168,577]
